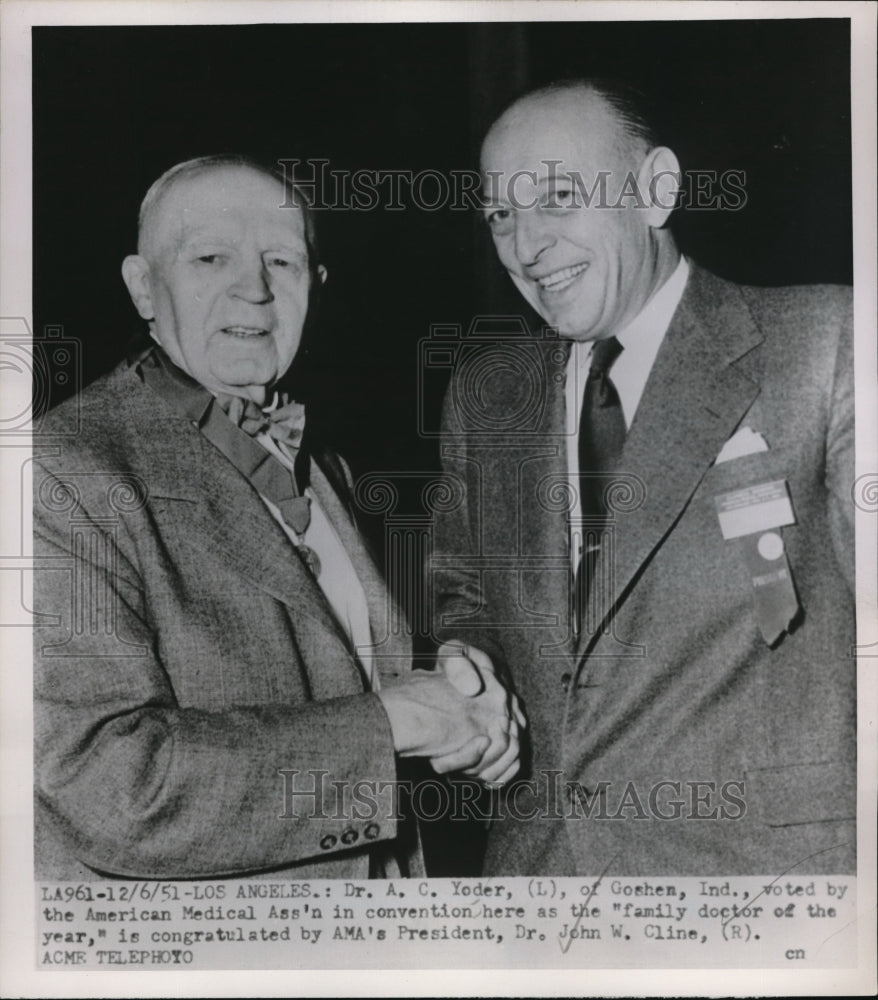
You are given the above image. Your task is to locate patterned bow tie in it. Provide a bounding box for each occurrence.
[215,390,314,545]
[217,392,306,449]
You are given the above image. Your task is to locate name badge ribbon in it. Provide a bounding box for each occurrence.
[714,479,800,646]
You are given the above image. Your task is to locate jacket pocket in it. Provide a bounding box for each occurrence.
[699,447,791,496]
[745,760,855,827]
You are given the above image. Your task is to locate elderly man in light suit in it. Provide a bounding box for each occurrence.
[432,80,855,876]
[34,155,521,880]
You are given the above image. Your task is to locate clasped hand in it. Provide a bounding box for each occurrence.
[377,642,524,786]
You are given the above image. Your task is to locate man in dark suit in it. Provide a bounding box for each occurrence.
[432,80,855,875]
[33,155,521,880]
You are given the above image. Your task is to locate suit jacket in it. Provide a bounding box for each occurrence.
[33,356,421,880]
[433,266,855,876]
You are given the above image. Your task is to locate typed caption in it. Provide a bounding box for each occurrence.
[37,875,855,970]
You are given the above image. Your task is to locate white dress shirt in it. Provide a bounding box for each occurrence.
[565,256,690,566]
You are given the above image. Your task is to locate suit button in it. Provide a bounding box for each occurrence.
[560,672,572,690]
[340,828,359,846]
[364,823,380,841]
[319,834,337,851]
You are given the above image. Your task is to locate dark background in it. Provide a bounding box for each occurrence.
[33,18,852,873]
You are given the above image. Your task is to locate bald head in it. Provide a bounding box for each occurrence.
[484,81,654,180]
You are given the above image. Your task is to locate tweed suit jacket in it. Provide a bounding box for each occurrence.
[33,355,420,880]
[432,266,855,876]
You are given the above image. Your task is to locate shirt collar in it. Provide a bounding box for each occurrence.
[615,255,690,353]
[566,255,690,430]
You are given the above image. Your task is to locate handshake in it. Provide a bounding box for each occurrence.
[377,642,524,786]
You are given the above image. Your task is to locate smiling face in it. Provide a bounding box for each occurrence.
[481,87,679,342]
[123,164,319,403]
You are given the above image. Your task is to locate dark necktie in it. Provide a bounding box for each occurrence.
[573,336,625,635]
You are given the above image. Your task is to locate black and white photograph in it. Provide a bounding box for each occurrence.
[1,0,875,995]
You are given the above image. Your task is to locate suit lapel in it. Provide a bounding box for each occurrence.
[144,415,364,693]
[577,267,763,657]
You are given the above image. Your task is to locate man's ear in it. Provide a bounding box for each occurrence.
[121,255,155,321]
[638,146,681,229]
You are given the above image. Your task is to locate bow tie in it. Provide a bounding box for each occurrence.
[217,392,306,450]
[215,391,314,545]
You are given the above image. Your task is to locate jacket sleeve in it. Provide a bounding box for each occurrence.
[33,459,401,880]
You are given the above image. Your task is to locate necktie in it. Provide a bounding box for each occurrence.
[573,336,625,635]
